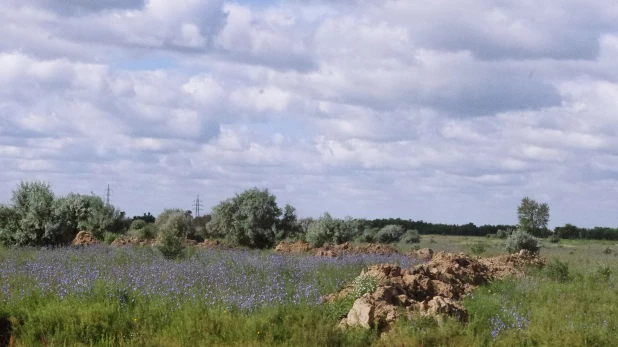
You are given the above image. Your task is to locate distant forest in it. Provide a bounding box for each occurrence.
[365,218,516,237]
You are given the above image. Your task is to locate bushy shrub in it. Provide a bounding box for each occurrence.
[496,229,510,239]
[208,188,286,249]
[603,247,613,255]
[306,213,337,247]
[333,217,363,244]
[595,264,612,281]
[103,232,118,245]
[505,229,541,254]
[78,195,128,239]
[470,242,487,255]
[130,219,148,230]
[0,182,129,246]
[138,224,158,240]
[547,233,560,243]
[352,273,378,299]
[3,181,55,246]
[0,205,19,246]
[155,209,195,239]
[157,229,186,260]
[544,259,570,282]
[375,225,406,243]
[360,228,378,243]
[275,205,302,242]
[400,230,421,244]
[192,214,211,242]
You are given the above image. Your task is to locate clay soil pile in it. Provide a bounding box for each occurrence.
[71,231,98,246]
[332,250,545,331]
[274,241,398,257]
[275,240,314,253]
[196,240,231,249]
[111,236,157,247]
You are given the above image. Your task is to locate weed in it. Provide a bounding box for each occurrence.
[603,247,613,255]
[470,243,487,255]
[545,259,571,282]
[352,273,378,299]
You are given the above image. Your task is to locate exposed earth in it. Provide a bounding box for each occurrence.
[327,250,544,331]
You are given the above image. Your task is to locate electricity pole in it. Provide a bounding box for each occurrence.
[193,194,203,217]
[105,184,112,206]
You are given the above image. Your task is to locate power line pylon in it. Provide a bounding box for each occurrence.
[193,194,203,217]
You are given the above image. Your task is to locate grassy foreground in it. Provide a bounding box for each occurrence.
[1,237,618,346]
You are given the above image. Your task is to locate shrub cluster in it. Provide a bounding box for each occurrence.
[505,229,541,254]
[207,188,300,249]
[0,181,128,246]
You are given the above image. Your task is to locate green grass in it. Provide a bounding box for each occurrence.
[3,237,618,346]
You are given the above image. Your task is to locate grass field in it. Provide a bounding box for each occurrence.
[2,236,618,346]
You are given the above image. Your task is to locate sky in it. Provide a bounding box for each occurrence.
[1,0,618,228]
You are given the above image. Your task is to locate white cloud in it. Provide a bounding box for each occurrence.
[1,0,618,228]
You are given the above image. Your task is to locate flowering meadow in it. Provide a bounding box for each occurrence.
[0,246,416,346]
[2,239,618,346]
[0,246,416,311]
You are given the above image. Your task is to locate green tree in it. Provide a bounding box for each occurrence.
[155,208,195,239]
[275,204,301,242]
[208,188,284,249]
[517,197,550,237]
[45,193,92,244]
[375,224,406,243]
[305,212,337,247]
[3,181,55,246]
[79,195,127,239]
[0,205,19,246]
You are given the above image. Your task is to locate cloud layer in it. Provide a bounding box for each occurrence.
[1,0,618,227]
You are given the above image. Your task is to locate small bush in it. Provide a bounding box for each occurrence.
[505,229,540,254]
[360,228,378,243]
[603,247,613,255]
[375,225,406,244]
[138,224,158,240]
[306,213,338,247]
[102,232,118,245]
[400,230,421,244]
[496,229,510,239]
[545,259,570,282]
[130,219,148,230]
[547,233,560,243]
[595,264,612,281]
[429,238,437,244]
[470,243,487,255]
[352,273,378,299]
[157,229,186,260]
[155,209,194,239]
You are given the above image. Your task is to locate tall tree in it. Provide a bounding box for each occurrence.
[517,197,550,237]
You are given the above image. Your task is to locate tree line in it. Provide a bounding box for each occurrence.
[1,180,618,250]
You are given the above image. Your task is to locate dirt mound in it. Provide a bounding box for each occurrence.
[314,242,399,257]
[480,249,546,278]
[71,231,98,246]
[409,248,434,261]
[275,241,313,253]
[111,236,157,247]
[196,240,231,249]
[273,241,399,257]
[336,250,544,331]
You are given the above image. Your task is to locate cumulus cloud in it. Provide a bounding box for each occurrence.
[1,0,618,228]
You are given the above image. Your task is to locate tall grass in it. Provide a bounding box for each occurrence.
[0,246,414,346]
[2,240,618,346]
